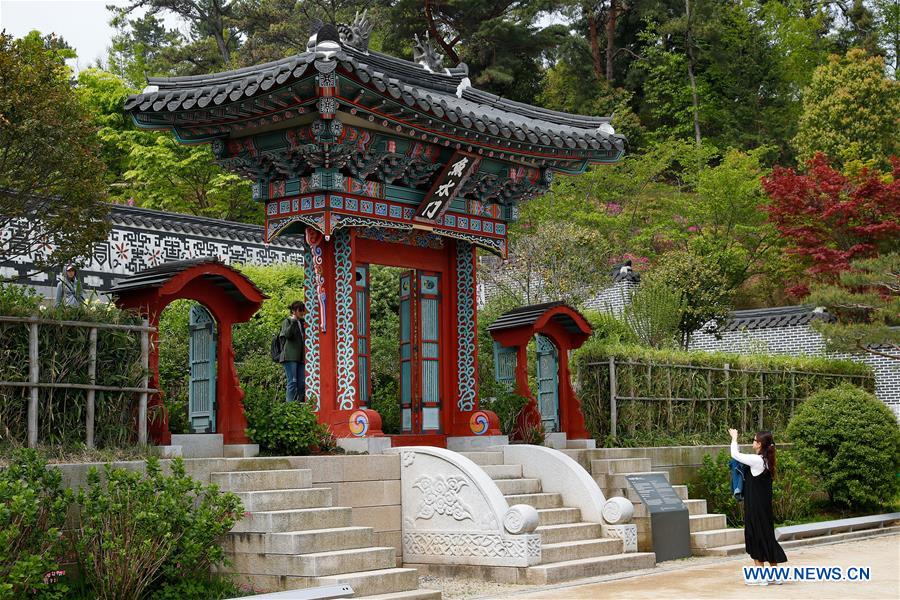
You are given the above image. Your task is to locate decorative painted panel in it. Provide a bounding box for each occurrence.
[493,342,517,384]
[456,242,477,412]
[399,272,413,432]
[334,229,357,411]
[303,245,322,411]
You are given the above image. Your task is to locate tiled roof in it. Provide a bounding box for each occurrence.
[124,44,624,155]
[108,204,305,248]
[109,257,267,301]
[488,301,589,334]
[724,305,836,332]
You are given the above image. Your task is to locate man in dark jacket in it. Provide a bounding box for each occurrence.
[280,301,306,402]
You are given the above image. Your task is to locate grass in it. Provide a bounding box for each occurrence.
[0,442,160,466]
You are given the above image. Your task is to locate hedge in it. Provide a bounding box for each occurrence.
[574,340,875,446]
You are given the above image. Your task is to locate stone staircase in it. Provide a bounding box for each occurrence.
[215,459,439,599]
[589,456,743,557]
[459,451,656,584]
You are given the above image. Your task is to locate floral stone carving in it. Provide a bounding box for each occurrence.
[389,446,541,567]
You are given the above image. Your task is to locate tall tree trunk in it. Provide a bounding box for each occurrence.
[684,0,702,145]
[214,30,231,65]
[605,0,619,82]
[425,0,461,65]
[587,7,604,81]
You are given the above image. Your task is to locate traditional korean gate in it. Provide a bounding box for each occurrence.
[399,271,442,433]
[535,334,559,433]
[188,304,217,433]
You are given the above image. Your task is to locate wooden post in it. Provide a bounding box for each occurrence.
[705,368,712,433]
[27,322,39,448]
[86,327,97,449]
[724,363,730,429]
[608,357,617,439]
[138,319,149,446]
[758,371,764,430]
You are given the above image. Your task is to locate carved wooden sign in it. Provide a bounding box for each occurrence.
[414,152,480,224]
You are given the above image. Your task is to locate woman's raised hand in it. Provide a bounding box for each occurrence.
[728,428,739,440]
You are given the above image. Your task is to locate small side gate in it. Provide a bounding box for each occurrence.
[535,334,560,433]
[189,304,217,433]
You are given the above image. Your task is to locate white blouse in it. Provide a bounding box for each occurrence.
[731,439,766,476]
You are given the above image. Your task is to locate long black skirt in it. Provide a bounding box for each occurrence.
[744,468,788,563]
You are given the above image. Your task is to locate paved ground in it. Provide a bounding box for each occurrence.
[500,534,900,600]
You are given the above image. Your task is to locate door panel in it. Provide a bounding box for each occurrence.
[188,304,216,433]
[397,270,442,434]
[535,334,559,433]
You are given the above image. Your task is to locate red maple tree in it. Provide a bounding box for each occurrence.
[762,153,900,295]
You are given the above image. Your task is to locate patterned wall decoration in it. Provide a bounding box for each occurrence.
[334,229,358,411]
[0,207,306,296]
[402,532,541,560]
[412,475,474,521]
[456,241,477,412]
[355,226,444,249]
[303,245,322,411]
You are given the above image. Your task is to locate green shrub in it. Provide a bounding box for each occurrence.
[691,450,744,527]
[371,377,401,435]
[148,573,246,600]
[787,384,900,510]
[479,381,529,436]
[72,457,243,600]
[772,451,816,524]
[245,395,332,455]
[0,449,71,599]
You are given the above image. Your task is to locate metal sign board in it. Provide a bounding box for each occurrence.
[414,152,479,224]
[626,472,692,562]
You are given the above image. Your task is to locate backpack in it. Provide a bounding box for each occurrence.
[270,333,285,363]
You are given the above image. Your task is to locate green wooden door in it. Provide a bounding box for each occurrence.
[188,304,216,433]
[535,334,559,433]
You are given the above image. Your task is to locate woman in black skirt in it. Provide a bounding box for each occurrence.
[729,428,788,585]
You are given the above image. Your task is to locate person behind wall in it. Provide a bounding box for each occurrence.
[279,300,307,402]
[56,264,84,307]
[729,427,788,585]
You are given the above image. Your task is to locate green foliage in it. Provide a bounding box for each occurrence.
[0,449,71,599]
[808,253,900,357]
[692,450,744,527]
[786,384,900,510]
[0,287,144,449]
[793,49,900,169]
[581,310,638,345]
[479,383,529,437]
[622,278,685,349]
[692,448,816,527]
[148,573,245,600]
[575,341,873,446]
[73,457,243,600]
[0,32,109,270]
[244,395,332,456]
[646,250,733,348]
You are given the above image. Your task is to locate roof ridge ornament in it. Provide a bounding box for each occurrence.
[598,122,615,135]
[337,10,373,53]
[413,32,445,73]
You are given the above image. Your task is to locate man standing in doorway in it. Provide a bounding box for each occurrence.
[280,301,306,402]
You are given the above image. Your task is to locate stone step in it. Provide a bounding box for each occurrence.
[693,526,900,557]
[221,456,306,471]
[316,567,420,597]
[685,499,708,515]
[456,451,505,466]
[590,458,652,475]
[226,546,396,577]
[504,492,564,509]
[224,526,373,554]
[211,469,312,492]
[537,507,582,526]
[596,471,670,490]
[495,478,542,495]
[236,487,332,512]
[525,552,657,585]
[232,506,353,534]
[355,590,442,600]
[536,522,604,544]
[689,514,727,533]
[540,538,623,564]
[481,464,523,479]
[690,527,745,549]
